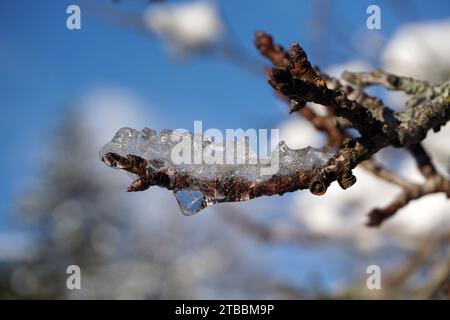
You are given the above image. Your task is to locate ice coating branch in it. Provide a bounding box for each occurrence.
[99,31,450,225]
[100,127,336,215]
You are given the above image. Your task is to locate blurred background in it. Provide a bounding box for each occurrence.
[0,0,449,299]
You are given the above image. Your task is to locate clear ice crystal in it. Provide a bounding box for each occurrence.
[174,189,205,216]
[100,127,338,215]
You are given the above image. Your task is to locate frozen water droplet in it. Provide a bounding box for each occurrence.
[174,189,206,216]
[279,141,288,153]
[202,137,212,148]
[142,127,157,141]
[159,129,173,143]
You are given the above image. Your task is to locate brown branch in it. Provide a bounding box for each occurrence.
[342,69,448,110]
[254,32,289,68]
[100,31,450,226]
[254,32,450,224]
[367,178,450,227]
[342,69,431,95]
[102,146,331,211]
[218,207,328,245]
[386,233,450,288]
[267,52,384,136]
[360,160,417,190]
[367,143,450,226]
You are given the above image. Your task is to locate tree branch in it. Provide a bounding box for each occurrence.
[100,32,450,225]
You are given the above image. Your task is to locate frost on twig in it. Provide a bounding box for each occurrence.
[100,127,336,215]
[100,31,450,225]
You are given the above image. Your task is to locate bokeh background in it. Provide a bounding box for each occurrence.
[0,0,449,299]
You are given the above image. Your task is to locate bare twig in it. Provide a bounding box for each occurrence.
[101,31,450,226]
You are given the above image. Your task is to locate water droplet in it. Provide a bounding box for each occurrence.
[174,189,206,216]
[159,129,172,143]
[279,141,288,153]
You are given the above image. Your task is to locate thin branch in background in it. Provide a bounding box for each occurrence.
[386,233,450,288]
[218,207,332,246]
[340,70,450,225]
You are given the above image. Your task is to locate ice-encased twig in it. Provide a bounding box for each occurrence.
[99,127,337,215]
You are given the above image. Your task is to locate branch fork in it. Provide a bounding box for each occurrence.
[100,31,450,226]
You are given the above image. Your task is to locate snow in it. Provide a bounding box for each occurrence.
[382,19,450,84]
[143,1,224,55]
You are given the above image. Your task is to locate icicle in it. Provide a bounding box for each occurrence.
[174,190,206,216]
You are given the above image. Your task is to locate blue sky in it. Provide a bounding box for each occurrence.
[1,0,449,230]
